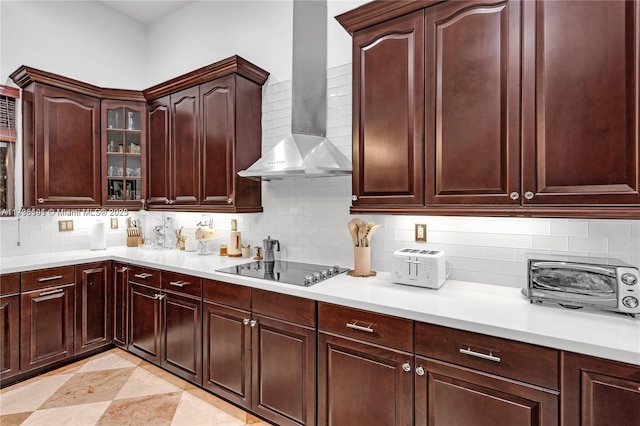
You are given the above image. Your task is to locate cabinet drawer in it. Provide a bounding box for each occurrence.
[21,266,75,291]
[128,265,160,288]
[252,289,315,327]
[202,279,251,310]
[162,271,201,298]
[318,303,413,352]
[1,273,20,295]
[415,322,559,390]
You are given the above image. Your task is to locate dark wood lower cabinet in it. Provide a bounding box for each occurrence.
[128,282,162,364]
[113,263,128,348]
[75,262,112,354]
[318,332,414,426]
[561,352,640,425]
[162,290,202,385]
[203,300,251,407]
[252,314,316,426]
[20,283,74,372]
[0,273,20,381]
[415,356,559,426]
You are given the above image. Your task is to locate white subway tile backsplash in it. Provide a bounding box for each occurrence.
[550,219,589,237]
[568,237,608,253]
[532,235,569,251]
[589,221,632,238]
[609,238,640,255]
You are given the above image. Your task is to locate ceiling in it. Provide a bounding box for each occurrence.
[99,1,193,24]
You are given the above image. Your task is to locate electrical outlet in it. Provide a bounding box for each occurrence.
[415,223,427,242]
[58,220,74,232]
[110,218,118,229]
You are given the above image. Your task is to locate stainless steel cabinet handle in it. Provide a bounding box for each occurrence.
[524,191,534,200]
[351,195,358,201]
[169,281,187,288]
[227,198,233,204]
[346,321,374,333]
[415,366,425,376]
[250,320,257,328]
[243,319,250,326]
[509,192,519,200]
[460,347,501,363]
[39,288,64,297]
[134,273,153,279]
[38,275,63,282]
[117,267,128,273]
[402,363,411,372]
[37,198,44,203]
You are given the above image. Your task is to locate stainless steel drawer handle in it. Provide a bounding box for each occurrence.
[39,288,64,297]
[38,275,63,282]
[117,267,128,273]
[346,321,374,333]
[460,347,501,363]
[169,281,187,288]
[402,362,411,372]
[134,273,153,279]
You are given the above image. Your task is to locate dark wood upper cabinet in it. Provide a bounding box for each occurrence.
[521,0,640,207]
[21,83,100,208]
[425,0,521,206]
[339,0,640,218]
[147,96,171,206]
[144,56,268,212]
[170,86,200,206]
[351,9,426,209]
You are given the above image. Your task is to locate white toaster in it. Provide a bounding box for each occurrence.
[393,248,447,289]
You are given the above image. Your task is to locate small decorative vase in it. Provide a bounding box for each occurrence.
[353,246,371,276]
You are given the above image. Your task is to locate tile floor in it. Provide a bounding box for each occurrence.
[0,348,271,426]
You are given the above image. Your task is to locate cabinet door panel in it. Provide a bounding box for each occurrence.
[201,77,234,206]
[171,87,199,205]
[147,97,170,206]
[426,0,520,205]
[0,294,20,380]
[522,0,640,205]
[35,85,101,206]
[352,10,425,207]
[113,264,128,348]
[561,352,640,425]
[253,315,316,426]
[128,283,161,364]
[415,356,558,426]
[318,332,413,426]
[75,263,112,354]
[163,291,202,385]
[20,284,74,372]
[203,302,251,407]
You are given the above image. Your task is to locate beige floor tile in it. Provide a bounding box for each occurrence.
[97,392,181,426]
[171,391,244,426]
[78,352,140,373]
[0,411,32,425]
[183,387,248,422]
[0,374,74,415]
[138,363,191,390]
[21,401,111,426]
[114,367,182,400]
[40,368,135,409]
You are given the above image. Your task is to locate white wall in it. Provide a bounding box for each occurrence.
[1,0,147,89]
[1,1,638,289]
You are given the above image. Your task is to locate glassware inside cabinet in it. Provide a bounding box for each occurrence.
[125,179,142,201]
[124,155,141,178]
[108,179,123,200]
[107,130,124,153]
[107,108,124,129]
[107,155,124,177]
[126,131,141,154]
[125,108,141,131]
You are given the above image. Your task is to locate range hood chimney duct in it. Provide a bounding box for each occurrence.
[238,0,352,181]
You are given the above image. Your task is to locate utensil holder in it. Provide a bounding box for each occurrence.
[353,246,371,276]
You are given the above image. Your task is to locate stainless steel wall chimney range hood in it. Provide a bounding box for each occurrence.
[238,0,352,181]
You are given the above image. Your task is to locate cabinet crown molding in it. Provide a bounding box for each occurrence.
[142,55,270,101]
[9,66,145,101]
[336,0,440,34]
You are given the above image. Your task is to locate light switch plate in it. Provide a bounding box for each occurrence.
[415,224,427,242]
[110,218,118,229]
[58,220,74,232]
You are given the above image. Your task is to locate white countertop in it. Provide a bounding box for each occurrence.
[2,247,639,366]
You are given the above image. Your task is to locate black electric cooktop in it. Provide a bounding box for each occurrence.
[216,260,348,287]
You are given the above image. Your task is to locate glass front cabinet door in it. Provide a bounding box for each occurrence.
[102,100,146,208]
